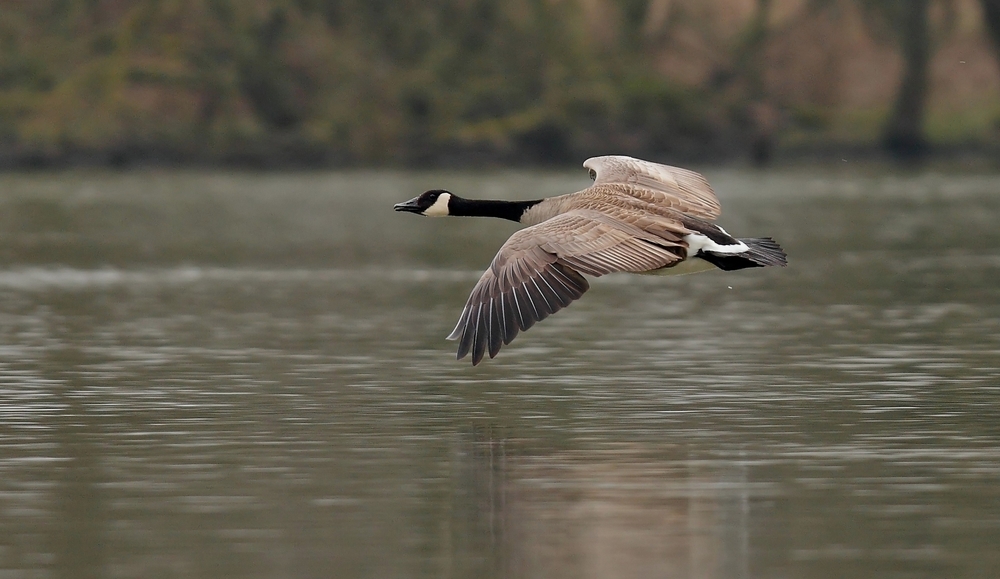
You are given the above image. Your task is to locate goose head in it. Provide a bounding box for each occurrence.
[394,190,452,217]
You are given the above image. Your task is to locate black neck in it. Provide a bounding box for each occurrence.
[449,197,542,222]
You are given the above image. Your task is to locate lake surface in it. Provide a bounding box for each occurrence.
[0,168,998,579]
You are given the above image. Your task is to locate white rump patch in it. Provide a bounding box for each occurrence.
[683,233,748,255]
[424,193,451,217]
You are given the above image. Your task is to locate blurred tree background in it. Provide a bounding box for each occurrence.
[0,0,998,167]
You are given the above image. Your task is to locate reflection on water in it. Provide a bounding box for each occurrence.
[456,430,759,579]
[0,169,999,578]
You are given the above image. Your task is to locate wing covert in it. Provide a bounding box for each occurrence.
[584,155,721,219]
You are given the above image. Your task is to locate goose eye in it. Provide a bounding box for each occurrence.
[589,169,597,181]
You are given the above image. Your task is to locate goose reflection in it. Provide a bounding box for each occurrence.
[447,428,764,579]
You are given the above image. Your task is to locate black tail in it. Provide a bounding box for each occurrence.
[740,237,787,267]
[699,237,787,271]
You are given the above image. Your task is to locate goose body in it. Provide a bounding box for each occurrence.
[394,155,787,365]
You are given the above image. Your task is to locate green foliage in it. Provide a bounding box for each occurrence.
[0,0,739,165]
[1,0,992,166]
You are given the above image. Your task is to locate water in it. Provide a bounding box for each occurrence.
[0,168,998,579]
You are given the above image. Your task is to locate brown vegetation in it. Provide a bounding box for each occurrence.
[0,0,998,167]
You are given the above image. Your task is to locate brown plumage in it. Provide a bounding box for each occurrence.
[394,155,787,365]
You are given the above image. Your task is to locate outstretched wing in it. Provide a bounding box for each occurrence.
[447,210,685,365]
[584,155,721,220]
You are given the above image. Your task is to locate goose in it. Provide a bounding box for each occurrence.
[394,155,786,365]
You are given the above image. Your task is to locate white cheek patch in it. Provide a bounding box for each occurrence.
[684,233,748,255]
[424,193,451,217]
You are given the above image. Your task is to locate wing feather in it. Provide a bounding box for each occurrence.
[448,210,684,364]
[584,155,721,220]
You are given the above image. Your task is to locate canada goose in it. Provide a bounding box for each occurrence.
[394,155,786,365]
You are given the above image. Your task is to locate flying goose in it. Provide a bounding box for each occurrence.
[394,155,786,365]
